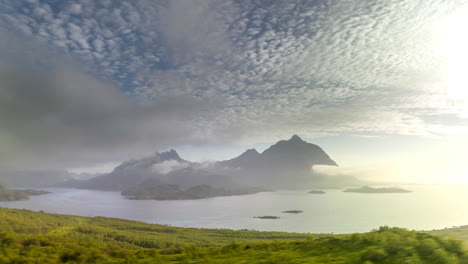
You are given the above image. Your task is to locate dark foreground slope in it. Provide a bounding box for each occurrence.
[1,208,467,263]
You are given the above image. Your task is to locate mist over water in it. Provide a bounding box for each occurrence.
[2,185,468,234]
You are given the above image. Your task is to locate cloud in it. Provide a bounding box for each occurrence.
[0,0,467,170]
[130,0,468,141]
[151,160,190,175]
[0,30,216,170]
[68,3,82,15]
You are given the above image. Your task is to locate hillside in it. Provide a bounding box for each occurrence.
[427,225,468,245]
[1,208,467,263]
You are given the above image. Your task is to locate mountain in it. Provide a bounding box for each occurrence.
[216,135,338,188]
[220,135,337,167]
[260,135,337,167]
[62,149,237,193]
[61,135,359,199]
[219,148,260,168]
[69,149,192,190]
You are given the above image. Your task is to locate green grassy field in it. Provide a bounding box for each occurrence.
[1,207,468,263]
[427,226,468,246]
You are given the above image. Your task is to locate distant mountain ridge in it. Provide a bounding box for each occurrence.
[262,135,337,166]
[58,135,360,199]
[216,135,338,187]
[220,135,337,168]
[73,149,201,191]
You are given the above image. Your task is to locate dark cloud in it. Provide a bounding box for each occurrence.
[0,30,217,170]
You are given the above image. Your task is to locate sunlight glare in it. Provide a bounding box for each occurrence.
[433,6,468,104]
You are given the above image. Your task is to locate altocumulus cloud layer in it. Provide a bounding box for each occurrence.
[1,0,468,170]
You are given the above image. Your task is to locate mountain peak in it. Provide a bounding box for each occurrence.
[232,148,260,160]
[289,135,303,142]
[244,148,259,155]
[159,149,181,161]
[261,135,338,167]
[218,148,259,167]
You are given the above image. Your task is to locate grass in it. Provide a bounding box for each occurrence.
[427,226,468,246]
[0,207,313,248]
[1,207,468,263]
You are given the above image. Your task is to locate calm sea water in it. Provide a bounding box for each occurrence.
[1,185,467,234]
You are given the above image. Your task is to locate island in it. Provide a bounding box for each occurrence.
[0,184,50,201]
[343,186,412,193]
[253,216,280,219]
[121,180,265,200]
[282,210,303,214]
[308,190,326,194]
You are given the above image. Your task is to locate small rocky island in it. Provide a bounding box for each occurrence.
[0,185,50,201]
[308,190,325,194]
[282,210,303,214]
[343,186,412,193]
[254,216,280,219]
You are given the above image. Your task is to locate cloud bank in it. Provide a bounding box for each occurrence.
[0,30,215,169]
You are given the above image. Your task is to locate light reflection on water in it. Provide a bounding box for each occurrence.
[1,185,467,234]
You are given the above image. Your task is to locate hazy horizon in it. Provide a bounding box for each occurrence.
[66,134,468,185]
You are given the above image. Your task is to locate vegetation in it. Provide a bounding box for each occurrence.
[427,225,468,245]
[0,208,468,264]
[343,186,412,193]
[0,185,49,201]
[1,207,468,263]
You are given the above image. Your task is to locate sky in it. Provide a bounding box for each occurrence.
[0,0,468,183]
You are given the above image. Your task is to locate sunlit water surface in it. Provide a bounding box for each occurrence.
[1,185,467,234]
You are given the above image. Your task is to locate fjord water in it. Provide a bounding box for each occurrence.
[1,185,467,234]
